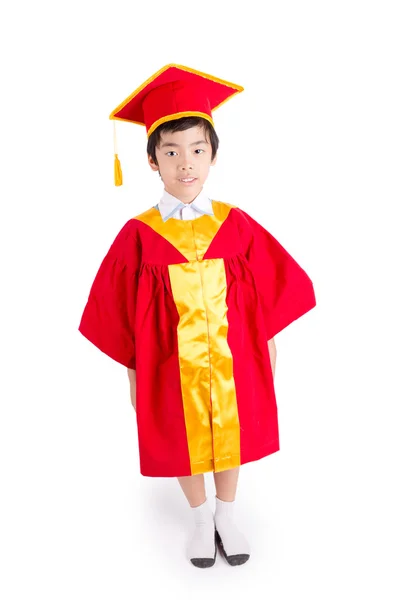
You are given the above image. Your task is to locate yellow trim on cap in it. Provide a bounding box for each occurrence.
[111,116,146,126]
[146,111,214,138]
[109,63,244,121]
[213,88,243,111]
[167,63,244,92]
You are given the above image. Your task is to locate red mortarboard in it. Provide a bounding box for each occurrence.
[109,63,244,186]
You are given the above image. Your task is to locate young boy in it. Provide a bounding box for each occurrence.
[78,64,316,568]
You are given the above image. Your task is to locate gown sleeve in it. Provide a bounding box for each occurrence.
[78,219,140,369]
[236,208,316,340]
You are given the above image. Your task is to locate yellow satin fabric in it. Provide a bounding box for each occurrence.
[169,259,241,474]
[136,201,241,473]
[135,200,233,261]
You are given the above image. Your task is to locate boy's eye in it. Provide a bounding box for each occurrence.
[166,149,205,156]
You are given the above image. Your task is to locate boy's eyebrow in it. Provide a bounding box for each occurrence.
[160,139,209,148]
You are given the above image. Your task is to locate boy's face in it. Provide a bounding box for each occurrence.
[148,124,217,203]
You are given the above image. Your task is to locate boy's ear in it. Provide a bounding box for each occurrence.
[148,154,159,172]
[211,153,218,167]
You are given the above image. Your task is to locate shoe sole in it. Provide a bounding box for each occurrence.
[215,529,250,566]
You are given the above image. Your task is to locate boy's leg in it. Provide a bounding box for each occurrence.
[213,467,250,566]
[213,466,240,501]
[177,474,206,507]
[177,474,217,568]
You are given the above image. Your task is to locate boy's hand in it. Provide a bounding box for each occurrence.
[267,337,276,378]
[127,368,137,411]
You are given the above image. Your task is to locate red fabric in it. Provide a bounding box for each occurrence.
[78,206,316,477]
[78,220,139,369]
[232,208,317,339]
[142,81,212,132]
[206,208,316,465]
[113,65,240,132]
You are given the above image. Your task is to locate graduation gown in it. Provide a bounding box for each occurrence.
[78,200,316,477]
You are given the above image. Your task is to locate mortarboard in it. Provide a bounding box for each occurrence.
[109,63,244,186]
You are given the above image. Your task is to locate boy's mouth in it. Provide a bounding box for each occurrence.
[179,177,197,184]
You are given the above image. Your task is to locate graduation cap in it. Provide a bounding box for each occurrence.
[109,63,244,186]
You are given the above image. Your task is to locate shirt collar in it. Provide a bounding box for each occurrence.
[157,188,214,222]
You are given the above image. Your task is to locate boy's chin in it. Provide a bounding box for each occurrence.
[170,182,202,194]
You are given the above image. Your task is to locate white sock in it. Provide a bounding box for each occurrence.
[214,496,250,564]
[186,498,217,567]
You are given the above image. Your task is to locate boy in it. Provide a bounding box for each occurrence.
[79,64,316,568]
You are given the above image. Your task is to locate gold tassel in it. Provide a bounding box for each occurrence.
[113,120,123,186]
[114,153,123,186]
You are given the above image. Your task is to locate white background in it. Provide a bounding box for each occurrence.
[1,1,399,598]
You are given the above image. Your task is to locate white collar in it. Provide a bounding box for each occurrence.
[157,188,214,222]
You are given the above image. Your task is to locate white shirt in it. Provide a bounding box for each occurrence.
[157,188,214,222]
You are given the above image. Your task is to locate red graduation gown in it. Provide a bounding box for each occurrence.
[78,200,316,477]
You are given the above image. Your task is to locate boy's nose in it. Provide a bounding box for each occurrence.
[179,156,194,170]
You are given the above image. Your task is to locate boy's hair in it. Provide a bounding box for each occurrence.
[146,116,219,166]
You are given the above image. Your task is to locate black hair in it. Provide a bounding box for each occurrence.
[146,116,219,166]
